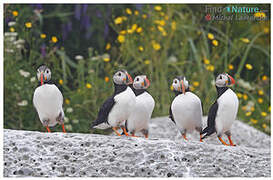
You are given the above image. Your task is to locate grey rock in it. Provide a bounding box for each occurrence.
[4,117,270,177]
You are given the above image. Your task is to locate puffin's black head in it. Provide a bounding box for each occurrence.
[171,76,189,94]
[36,65,51,85]
[133,75,150,89]
[113,70,133,85]
[215,73,235,87]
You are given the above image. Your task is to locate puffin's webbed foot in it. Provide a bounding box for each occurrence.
[228,136,236,146]
[121,126,130,136]
[141,129,149,139]
[182,134,188,141]
[113,127,122,136]
[218,136,229,146]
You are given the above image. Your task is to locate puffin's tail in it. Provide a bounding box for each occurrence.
[90,119,110,130]
[201,126,216,139]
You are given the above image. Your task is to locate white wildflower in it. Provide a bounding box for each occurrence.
[237,79,255,91]
[4,32,18,37]
[66,107,73,113]
[5,49,15,53]
[18,100,28,106]
[72,119,79,124]
[30,77,36,83]
[102,53,110,59]
[65,124,72,131]
[8,21,16,27]
[168,55,177,63]
[64,117,69,123]
[75,55,84,60]
[19,69,30,78]
[13,39,25,45]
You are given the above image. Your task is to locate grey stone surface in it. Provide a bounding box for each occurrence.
[4,117,271,177]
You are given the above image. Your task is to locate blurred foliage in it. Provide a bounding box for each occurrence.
[4,4,270,134]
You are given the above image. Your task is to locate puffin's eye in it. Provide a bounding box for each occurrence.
[136,78,139,81]
[174,80,177,84]
[46,69,49,74]
[118,72,121,76]
[219,75,222,79]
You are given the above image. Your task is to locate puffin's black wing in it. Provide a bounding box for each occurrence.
[90,96,115,128]
[169,105,176,124]
[201,101,218,139]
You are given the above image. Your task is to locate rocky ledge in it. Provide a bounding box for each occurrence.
[4,117,271,177]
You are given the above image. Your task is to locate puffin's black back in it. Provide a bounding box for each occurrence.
[201,86,229,139]
[90,83,128,128]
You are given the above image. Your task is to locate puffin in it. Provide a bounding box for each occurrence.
[170,76,203,141]
[33,65,66,133]
[90,70,136,136]
[126,75,155,138]
[201,73,238,146]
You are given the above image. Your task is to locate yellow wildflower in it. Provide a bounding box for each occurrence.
[242,106,247,111]
[131,24,138,31]
[262,75,268,81]
[10,27,15,32]
[243,94,248,100]
[51,36,58,43]
[268,106,271,112]
[126,8,132,15]
[136,27,143,33]
[134,10,139,15]
[59,79,63,85]
[154,6,162,11]
[65,99,70,105]
[164,15,169,20]
[261,112,267,117]
[254,12,266,18]
[245,64,253,70]
[206,65,215,72]
[157,26,164,32]
[241,38,250,43]
[262,123,267,129]
[25,22,32,28]
[258,90,264,96]
[160,12,165,16]
[138,46,144,52]
[191,87,195,91]
[250,119,258,124]
[162,31,167,36]
[105,43,111,50]
[170,85,174,91]
[142,14,147,19]
[212,40,219,46]
[122,16,127,21]
[250,106,255,112]
[86,83,92,89]
[171,21,176,31]
[193,81,200,87]
[119,30,126,35]
[114,17,123,25]
[152,42,161,51]
[258,98,263,104]
[237,93,242,98]
[144,60,150,65]
[264,27,269,34]
[117,35,125,43]
[12,11,18,17]
[245,112,252,116]
[127,29,134,34]
[203,58,210,65]
[105,77,109,82]
[103,57,110,62]
[228,64,234,70]
[207,33,214,40]
[40,33,46,39]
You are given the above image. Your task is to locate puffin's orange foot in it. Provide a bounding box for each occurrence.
[121,127,130,136]
[112,127,122,136]
[199,135,203,142]
[218,136,229,146]
[62,124,66,133]
[144,134,148,139]
[182,134,188,141]
[228,136,236,146]
[46,126,51,133]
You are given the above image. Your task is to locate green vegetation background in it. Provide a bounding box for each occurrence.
[4,4,270,134]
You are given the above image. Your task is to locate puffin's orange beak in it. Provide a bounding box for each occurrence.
[40,72,43,85]
[145,77,150,88]
[228,75,235,85]
[181,80,185,94]
[126,73,133,84]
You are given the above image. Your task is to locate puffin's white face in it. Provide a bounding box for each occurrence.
[37,65,51,85]
[172,76,189,94]
[215,73,235,87]
[133,75,150,89]
[113,70,133,85]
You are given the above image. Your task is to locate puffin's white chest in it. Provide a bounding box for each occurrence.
[215,88,239,133]
[127,92,155,132]
[108,87,136,127]
[171,92,203,132]
[33,84,63,126]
